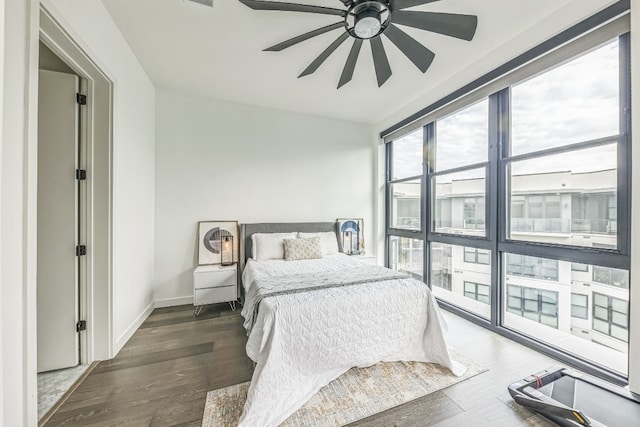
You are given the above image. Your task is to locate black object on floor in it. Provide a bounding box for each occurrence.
[508,366,640,426]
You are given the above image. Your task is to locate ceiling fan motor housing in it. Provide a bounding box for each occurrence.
[347,0,391,39]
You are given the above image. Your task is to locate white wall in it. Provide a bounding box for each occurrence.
[154,90,374,304]
[44,0,157,352]
[1,0,38,425]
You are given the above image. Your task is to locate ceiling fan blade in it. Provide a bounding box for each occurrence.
[393,10,478,41]
[338,39,363,88]
[239,0,346,17]
[370,36,392,87]
[265,22,344,51]
[299,32,350,78]
[384,24,434,72]
[394,0,441,9]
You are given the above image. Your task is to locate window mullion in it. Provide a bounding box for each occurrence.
[424,123,435,289]
[489,88,508,327]
[385,142,392,267]
[617,31,631,256]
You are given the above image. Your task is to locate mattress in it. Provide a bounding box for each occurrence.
[239,253,464,426]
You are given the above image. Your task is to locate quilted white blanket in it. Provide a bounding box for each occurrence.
[239,254,465,427]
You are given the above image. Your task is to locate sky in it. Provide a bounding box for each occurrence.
[392,39,620,184]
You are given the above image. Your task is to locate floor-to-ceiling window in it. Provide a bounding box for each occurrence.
[385,10,630,382]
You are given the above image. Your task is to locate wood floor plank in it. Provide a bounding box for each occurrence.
[93,342,214,374]
[45,304,568,426]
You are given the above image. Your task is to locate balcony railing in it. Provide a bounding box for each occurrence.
[511,218,570,234]
[571,219,617,235]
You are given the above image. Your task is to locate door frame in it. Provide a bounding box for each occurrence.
[39,5,114,364]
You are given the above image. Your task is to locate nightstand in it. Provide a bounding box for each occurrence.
[351,254,377,265]
[193,264,238,316]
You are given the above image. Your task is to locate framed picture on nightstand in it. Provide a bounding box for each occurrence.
[337,218,364,255]
[197,220,238,265]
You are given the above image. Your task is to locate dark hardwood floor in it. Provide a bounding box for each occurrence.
[46,304,556,426]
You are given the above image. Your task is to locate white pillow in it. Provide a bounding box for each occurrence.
[251,232,297,260]
[298,232,339,255]
[283,237,323,261]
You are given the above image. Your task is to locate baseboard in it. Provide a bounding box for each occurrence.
[115,300,154,354]
[154,295,193,308]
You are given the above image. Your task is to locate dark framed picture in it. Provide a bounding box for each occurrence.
[197,221,238,265]
[337,218,364,255]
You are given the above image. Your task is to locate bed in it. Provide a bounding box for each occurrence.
[238,222,464,426]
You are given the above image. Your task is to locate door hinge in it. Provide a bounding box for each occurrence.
[76,169,87,180]
[76,320,87,332]
[76,93,87,105]
[76,245,87,256]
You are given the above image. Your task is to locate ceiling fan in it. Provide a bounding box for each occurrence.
[239,0,478,88]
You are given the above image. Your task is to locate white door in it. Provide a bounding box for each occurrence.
[37,70,80,373]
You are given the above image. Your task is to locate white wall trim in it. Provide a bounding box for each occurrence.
[154,296,194,308]
[114,301,154,354]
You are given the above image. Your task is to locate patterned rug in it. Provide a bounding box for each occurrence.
[202,353,486,427]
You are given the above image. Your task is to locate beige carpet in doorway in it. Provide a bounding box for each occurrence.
[202,352,486,427]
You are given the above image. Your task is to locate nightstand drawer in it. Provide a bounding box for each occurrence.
[193,267,236,289]
[195,285,237,306]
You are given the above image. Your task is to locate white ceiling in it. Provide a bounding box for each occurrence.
[100,0,615,124]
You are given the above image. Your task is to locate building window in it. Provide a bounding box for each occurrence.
[433,169,486,235]
[430,243,452,290]
[571,192,617,234]
[464,197,485,230]
[464,247,490,264]
[571,293,588,319]
[593,266,629,289]
[464,281,490,304]
[571,263,589,272]
[593,292,628,342]
[389,236,423,280]
[505,254,559,281]
[507,285,558,328]
[511,195,565,233]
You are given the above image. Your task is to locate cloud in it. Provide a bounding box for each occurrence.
[391,39,620,181]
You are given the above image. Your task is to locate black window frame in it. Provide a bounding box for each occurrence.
[383,2,631,385]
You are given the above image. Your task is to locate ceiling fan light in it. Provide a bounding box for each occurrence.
[354,11,381,39]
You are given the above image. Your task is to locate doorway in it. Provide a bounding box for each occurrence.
[36,41,90,421]
[36,5,115,423]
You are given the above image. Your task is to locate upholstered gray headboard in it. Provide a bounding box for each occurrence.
[238,222,341,301]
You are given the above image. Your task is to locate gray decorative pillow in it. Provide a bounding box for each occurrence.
[283,237,323,261]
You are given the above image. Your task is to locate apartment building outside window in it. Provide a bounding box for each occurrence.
[571,294,589,319]
[464,247,490,264]
[507,285,559,328]
[464,281,490,304]
[385,13,631,381]
[505,254,559,281]
[593,292,629,342]
[593,266,629,289]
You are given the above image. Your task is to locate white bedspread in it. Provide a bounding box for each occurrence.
[239,254,464,427]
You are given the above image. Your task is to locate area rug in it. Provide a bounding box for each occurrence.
[202,353,486,427]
